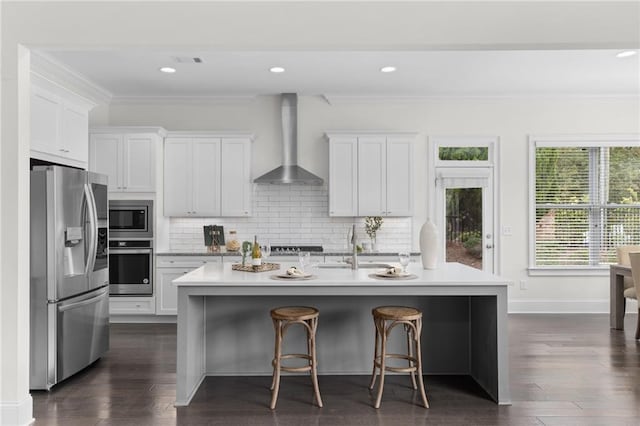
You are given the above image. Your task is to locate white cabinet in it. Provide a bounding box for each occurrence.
[164,138,220,216]
[327,132,415,217]
[109,297,156,316]
[156,256,220,315]
[164,133,252,217]
[221,139,252,216]
[89,128,163,193]
[328,137,358,216]
[30,83,93,169]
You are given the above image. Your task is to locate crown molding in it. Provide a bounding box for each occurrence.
[110,95,257,106]
[90,126,168,137]
[323,93,640,105]
[30,51,113,106]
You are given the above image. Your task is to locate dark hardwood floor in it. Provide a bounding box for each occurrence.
[32,314,640,425]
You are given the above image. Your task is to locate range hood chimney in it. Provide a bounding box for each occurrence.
[253,94,324,185]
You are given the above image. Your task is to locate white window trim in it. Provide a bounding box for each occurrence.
[528,134,640,276]
[428,136,501,274]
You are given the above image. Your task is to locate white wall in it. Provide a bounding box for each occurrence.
[2,2,639,424]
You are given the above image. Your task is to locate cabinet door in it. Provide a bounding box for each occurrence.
[61,104,89,163]
[192,138,221,216]
[30,86,60,155]
[164,138,192,216]
[122,134,155,192]
[156,268,190,315]
[357,136,387,216]
[328,137,358,216]
[89,134,122,191]
[386,137,413,216]
[220,138,252,217]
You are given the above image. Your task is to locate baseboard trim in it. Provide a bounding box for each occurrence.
[0,395,33,426]
[509,298,638,313]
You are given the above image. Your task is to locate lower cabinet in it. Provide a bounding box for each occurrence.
[156,268,190,315]
[109,297,156,315]
[156,256,221,315]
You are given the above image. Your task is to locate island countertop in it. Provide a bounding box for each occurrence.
[173,262,511,289]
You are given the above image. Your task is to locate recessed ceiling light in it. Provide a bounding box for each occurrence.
[270,66,286,73]
[159,67,176,73]
[380,66,397,73]
[616,50,637,58]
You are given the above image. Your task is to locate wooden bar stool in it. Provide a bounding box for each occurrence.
[368,306,429,409]
[270,306,323,409]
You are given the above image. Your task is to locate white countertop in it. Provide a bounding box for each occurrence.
[173,262,510,288]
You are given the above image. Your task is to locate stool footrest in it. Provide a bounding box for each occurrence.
[272,353,314,373]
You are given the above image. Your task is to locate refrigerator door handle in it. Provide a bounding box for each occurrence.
[84,183,98,276]
[58,287,108,312]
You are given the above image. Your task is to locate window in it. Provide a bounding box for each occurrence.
[530,135,640,272]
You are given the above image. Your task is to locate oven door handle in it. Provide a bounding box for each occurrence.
[109,249,153,254]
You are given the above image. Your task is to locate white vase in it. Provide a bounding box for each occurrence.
[419,219,438,269]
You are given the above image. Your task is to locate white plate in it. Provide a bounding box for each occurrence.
[272,273,314,280]
[369,273,418,280]
[374,271,410,278]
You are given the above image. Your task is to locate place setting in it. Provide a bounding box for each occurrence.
[368,251,418,280]
[271,251,317,281]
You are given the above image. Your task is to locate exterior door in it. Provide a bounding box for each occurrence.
[435,168,495,272]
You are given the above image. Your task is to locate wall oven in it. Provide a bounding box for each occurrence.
[109,239,153,295]
[108,200,154,295]
[109,200,153,239]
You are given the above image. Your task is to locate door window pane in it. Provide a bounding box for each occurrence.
[446,187,483,270]
[439,147,489,161]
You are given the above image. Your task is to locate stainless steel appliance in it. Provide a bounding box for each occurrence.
[30,166,109,390]
[108,239,153,295]
[108,200,153,239]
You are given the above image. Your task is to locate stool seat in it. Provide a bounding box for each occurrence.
[270,306,323,409]
[271,306,319,321]
[372,306,422,321]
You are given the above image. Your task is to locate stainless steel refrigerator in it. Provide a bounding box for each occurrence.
[30,165,109,390]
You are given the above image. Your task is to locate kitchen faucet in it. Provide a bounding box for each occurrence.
[350,224,358,270]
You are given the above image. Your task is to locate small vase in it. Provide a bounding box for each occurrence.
[370,236,377,252]
[419,219,438,269]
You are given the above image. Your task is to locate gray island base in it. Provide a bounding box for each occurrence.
[173,262,511,407]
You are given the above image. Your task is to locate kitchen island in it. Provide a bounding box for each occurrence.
[173,262,511,406]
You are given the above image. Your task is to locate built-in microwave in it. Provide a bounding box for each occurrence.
[108,200,153,239]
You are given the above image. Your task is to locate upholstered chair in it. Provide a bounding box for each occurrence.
[627,251,640,339]
[615,246,640,312]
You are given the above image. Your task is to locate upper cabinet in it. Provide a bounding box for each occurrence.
[30,83,94,169]
[89,127,164,193]
[326,132,415,217]
[164,133,252,217]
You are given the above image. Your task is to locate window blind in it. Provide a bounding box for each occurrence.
[534,146,640,267]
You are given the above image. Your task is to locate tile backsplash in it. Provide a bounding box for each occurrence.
[169,184,413,252]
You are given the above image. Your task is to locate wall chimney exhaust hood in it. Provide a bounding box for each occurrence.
[253,94,324,185]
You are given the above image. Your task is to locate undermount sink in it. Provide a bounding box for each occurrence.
[317,262,392,269]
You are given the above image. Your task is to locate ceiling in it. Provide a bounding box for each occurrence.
[41,48,640,99]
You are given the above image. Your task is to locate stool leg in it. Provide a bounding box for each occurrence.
[406,324,417,390]
[368,319,380,390]
[308,317,323,408]
[270,318,278,391]
[270,319,283,409]
[414,318,429,408]
[374,318,387,409]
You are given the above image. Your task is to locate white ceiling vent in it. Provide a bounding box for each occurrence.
[172,57,203,64]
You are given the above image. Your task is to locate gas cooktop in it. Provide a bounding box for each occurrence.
[270,245,323,254]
